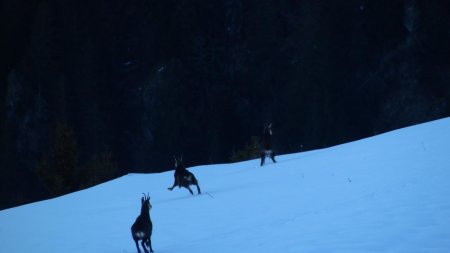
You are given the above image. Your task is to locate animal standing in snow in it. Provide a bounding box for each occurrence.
[168,156,201,195]
[131,193,154,253]
[261,123,276,166]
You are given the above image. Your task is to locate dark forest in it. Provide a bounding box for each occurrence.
[1,0,450,209]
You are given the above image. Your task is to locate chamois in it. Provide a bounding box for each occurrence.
[131,193,154,253]
[168,156,201,195]
[261,123,276,166]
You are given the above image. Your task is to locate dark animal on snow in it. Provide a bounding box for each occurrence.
[168,156,201,195]
[261,123,276,166]
[131,193,154,253]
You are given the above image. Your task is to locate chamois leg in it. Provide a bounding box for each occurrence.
[148,237,154,253]
[134,239,142,253]
[195,183,201,194]
[186,185,194,195]
[260,153,266,166]
[168,179,177,191]
[141,239,149,253]
[270,152,276,163]
[191,177,201,194]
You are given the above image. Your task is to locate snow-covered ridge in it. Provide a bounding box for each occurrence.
[1,118,450,253]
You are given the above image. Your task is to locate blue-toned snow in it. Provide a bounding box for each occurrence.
[1,118,450,253]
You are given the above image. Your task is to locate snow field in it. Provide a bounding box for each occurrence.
[1,118,450,252]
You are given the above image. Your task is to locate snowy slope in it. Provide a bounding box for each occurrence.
[1,118,450,253]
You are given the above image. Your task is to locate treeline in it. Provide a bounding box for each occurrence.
[1,0,450,209]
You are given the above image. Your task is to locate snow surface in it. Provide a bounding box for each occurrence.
[2,118,450,253]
